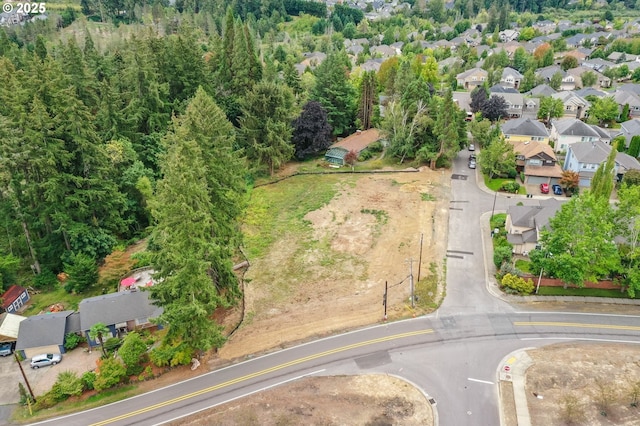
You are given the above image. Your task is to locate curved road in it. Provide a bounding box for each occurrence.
[32,150,640,426]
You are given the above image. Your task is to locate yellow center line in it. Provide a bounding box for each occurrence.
[514,321,640,331]
[90,329,433,426]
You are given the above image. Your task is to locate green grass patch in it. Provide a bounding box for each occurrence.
[515,259,531,274]
[490,213,507,231]
[22,286,85,315]
[360,209,388,224]
[536,286,633,298]
[243,174,342,259]
[421,193,436,201]
[12,385,137,423]
[414,262,441,310]
[483,175,527,194]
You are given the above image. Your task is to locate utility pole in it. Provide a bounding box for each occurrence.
[14,353,35,402]
[383,281,388,321]
[406,258,415,308]
[417,233,423,282]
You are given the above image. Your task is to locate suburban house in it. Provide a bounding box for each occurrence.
[550,91,591,119]
[501,117,550,144]
[489,87,524,118]
[0,313,26,343]
[500,67,523,89]
[295,52,327,75]
[613,90,640,119]
[456,67,487,90]
[566,66,611,89]
[1,285,30,314]
[535,66,576,91]
[325,129,380,166]
[614,118,640,149]
[15,310,80,358]
[563,140,640,187]
[506,199,563,255]
[527,84,557,97]
[499,29,520,43]
[550,118,604,153]
[511,140,563,185]
[79,290,163,349]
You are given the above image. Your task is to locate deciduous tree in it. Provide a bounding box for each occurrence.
[292,101,333,159]
[537,96,564,126]
[587,96,619,126]
[590,140,618,201]
[478,134,516,179]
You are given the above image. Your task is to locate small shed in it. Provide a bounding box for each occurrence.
[1,285,30,314]
[324,129,381,166]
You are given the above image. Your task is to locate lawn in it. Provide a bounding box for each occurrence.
[483,174,527,195]
[536,286,634,298]
[515,259,531,273]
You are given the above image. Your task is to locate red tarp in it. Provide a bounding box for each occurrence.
[120,277,136,287]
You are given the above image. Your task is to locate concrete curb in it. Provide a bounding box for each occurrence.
[497,349,535,426]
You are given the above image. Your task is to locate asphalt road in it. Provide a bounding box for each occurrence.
[29,149,640,426]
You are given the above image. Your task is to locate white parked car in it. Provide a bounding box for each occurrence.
[30,353,62,369]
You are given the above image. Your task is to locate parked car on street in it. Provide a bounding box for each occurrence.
[468,160,476,169]
[552,184,562,195]
[30,353,62,369]
[540,183,549,194]
[0,342,13,357]
[468,144,475,151]
[469,153,476,161]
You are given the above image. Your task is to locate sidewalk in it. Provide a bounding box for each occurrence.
[474,166,640,426]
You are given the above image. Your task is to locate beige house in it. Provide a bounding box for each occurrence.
[456,68,488,90]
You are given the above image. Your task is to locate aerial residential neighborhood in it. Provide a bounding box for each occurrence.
[1,0,640,424]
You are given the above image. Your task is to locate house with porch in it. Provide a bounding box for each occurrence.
[79,290,163,349]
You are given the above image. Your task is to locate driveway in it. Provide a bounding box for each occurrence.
[0,348,101,405]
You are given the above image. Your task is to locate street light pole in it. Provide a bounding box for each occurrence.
[490,189,498,222]
[536,266,544,294]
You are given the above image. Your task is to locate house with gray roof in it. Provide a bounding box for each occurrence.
[563,140,640,188]
[574,87,608,98]
[500,67,524,89]
[566,66,611,89]
[550,118,604,153]
[616,83,640,96]
[502,117,550,143]
[614,118,640,149]
[550,91,591,119]
[15,311,79,358]
[79,290,163,348]
[456,67,487,90]
[527,84,557,97]
[614,90,640,119]
[535,66,576,91]
[581,58,615,73]
[490,91,524,118]
[506,199,563,255]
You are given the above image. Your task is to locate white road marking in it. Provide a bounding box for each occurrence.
[467,377,494,385]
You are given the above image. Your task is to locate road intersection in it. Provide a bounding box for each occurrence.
[31,150,640,426]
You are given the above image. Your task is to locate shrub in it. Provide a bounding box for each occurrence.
[150,342,193,367]
[519,171,525,182]
[50,371,83,402]
[500,181,520,193]
[33,392,57,410]
[501,273,534,294]
[494,246,513,269]
[119,332,148,376]
[64,333,85,351]
[130,251,153,268]
[138,365,154,382]
[368,141,384,152]
[104,337,123,354]
[32,268,57,289]
[82,371,97,391]
[94,358,127,392]
[358,149,375,161]
[18,383,34,406]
